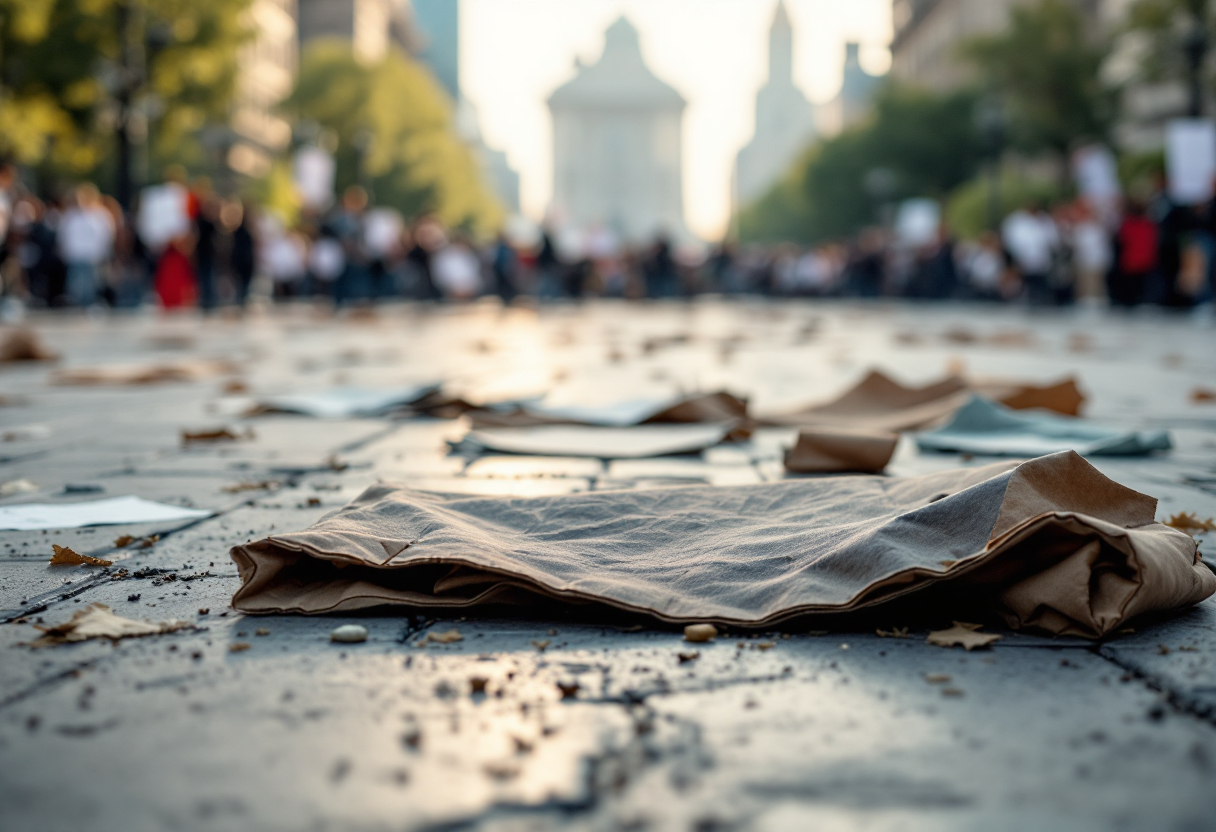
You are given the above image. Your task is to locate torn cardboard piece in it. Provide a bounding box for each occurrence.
[916,397,1171,457]
[0,496,211,531]
[230,451,1213,638]
[784,428,899,474]
[763,371,1085,432]
[29,603,193,647]
[457,423,735,459]
[247,383,442,419]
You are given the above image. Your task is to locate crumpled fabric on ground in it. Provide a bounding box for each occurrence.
[784,428,898,474]
[762,370,1085,432]
[916,397,1172,457]
[230,451,1213,638]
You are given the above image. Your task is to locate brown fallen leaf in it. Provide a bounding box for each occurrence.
[29,603,192,647]
[181,427,241,445]
[419,629,463,646]
[113,535,135,548]
[138,535,160,549]
[222,480,281,494]
[48,544,112,567]
[229,642,252,653]
[0,328,59,363]
[556,681,580,700]
[1191,388,1216,404]
[1164,513,1216,534]
[470,677,489,694]
[531,639,551,651]
[755,641,776,651]
[926,622,1002,651]
[222,379,250,395]
[678,651,700,664]
[877,627,909,639]
[924,674,952,684]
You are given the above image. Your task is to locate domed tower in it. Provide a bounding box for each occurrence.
[547,17,687,243]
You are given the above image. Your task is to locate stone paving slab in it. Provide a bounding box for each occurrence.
[2,300,1216,832]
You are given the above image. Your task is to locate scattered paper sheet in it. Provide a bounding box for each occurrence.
[0,496,211,531]
[784,428,898,474]
[231,451,1213,638]
[29,603,193,647]
[916,397,1171,457]
[248,384,442,419]
[460,424,734,459]
[469,391,749,430]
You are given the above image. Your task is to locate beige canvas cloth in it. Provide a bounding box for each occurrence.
[231,451,1213,638]
[763,371,1085,432]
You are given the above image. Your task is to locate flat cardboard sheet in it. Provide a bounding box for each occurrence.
[916,397,1172,457]
[459,424,734,459]
[0,496,211,531]
[784,428,899,474]
[230,452,1214,638]
[249,384,442,419]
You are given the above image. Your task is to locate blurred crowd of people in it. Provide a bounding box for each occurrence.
[1,161,1212,313]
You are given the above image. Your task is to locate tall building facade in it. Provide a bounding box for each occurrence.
[548,17,687,242]
[229,0,298,178]
[735,2,817,206]
[820,42,885,136]
[296,0,414,64]
[410,0,521,212]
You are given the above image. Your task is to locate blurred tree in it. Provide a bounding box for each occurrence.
[739,86,984,244]
[1125,0,1210,116]
[0,0,250,189]
[287,41,500,233]
[961,0,1115,170]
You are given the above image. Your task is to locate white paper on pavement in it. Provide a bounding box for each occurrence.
[461,424,732,459]
[0,496,212,532]
[1167,119,1216,205]
[255,384,442,419]
[528,397,678,427]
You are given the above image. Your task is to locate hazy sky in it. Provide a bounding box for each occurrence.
[462,0,892,240]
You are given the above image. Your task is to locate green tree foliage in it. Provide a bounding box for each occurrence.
[0,0,250,178]
[739,86,984,244]
[961,0,1114,163]
[287,41,500,233]
[1125,0,1209,82]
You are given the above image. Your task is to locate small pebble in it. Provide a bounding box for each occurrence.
[330,624,369,644]
[684,624,718,643]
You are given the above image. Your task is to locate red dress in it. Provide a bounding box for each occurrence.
[154,244,197,308]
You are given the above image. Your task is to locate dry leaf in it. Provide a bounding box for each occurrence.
[0,328,59,363]
[113,535,135,548]
[138,535,159,549]
[181,428,241,445]
[678,651,700,663]
[48,544,112,567]
[229,642,252,652]
[470,677,489,694]
[557,681,580,700]
[755,641,776,651]
[877,627,909,638]
[222,379,250,395]
[924,674,952,684]
[222,480,281,494]
[1191,388,1216,404]
[419,629,463,645]
[531,639,551,651]
[1164,513,1216,534]
[926,622,1002,651]
[29,603,191,647]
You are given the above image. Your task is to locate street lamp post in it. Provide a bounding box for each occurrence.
[1184,4,1210,118]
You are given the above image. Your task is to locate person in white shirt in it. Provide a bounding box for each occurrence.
[58,184,115,307]
[1002,202,1059,306]
[432,235,483,300]
[1070,202,1113,302]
